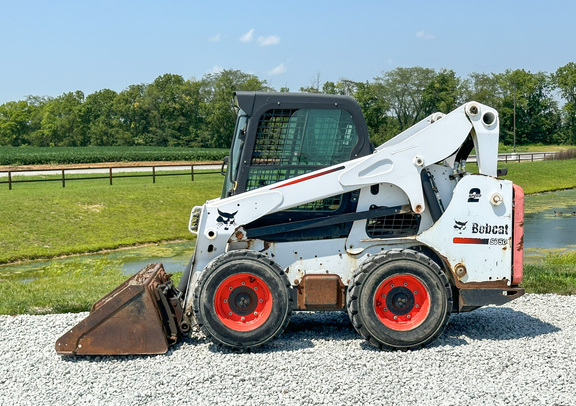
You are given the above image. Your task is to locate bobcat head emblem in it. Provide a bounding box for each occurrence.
[216,209,238,230]
[453,220,468,233]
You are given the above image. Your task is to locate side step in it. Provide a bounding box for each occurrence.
[55,263,183,356]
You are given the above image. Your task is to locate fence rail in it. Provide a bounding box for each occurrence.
[466,152,558,163]
[498,152,557,162]
[0,162,223,190]
[0,151,560,190]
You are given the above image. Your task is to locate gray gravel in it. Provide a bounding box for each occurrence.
[1,293,575,406]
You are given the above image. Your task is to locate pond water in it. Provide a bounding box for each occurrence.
[523,188,576,261]
[0,241,194,282]
[1,189,575,281]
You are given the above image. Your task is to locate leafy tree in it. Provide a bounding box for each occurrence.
[0,101,31,146]
[375,67,437,130]
[498,70,559,146]
[143,74,194,146]
[422,69,462,114]
[82,89,119,146]
[461,72,503,109]
[30,91,85,146]
[1,65,573,149]
[553,62,576,144]
[335,79,359,97]
[351,81,392,145]
[201,69,271,148]
[321,81,337,94]
[113,84,149,145]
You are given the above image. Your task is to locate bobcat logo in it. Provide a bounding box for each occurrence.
[453,220,468,233]
[216,209,238,230]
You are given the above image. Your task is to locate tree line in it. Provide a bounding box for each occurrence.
[1,63,575,149]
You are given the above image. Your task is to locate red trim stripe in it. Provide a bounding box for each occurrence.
[453,237,489,245]
[271,166,345,189]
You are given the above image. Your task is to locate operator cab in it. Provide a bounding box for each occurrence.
[222,91,373,198]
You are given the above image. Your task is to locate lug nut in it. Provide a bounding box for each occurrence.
[241,317,245,321]
[393,316,398,320]
[223,299,227,303]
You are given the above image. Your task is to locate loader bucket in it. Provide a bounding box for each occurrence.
[55,263,183,356]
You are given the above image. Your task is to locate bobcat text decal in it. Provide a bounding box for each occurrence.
[453,222,510,246]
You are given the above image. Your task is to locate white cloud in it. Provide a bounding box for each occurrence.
[416,31,435,40]
[269,63,286,75]
[258,35,280,46]
[207,65,224,74]
[240,29,255,43]
[208,33,221,42]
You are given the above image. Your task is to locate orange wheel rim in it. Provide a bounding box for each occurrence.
[214,273,273,331]
[374,274,430,331]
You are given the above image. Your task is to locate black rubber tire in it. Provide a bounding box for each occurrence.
[193,250,293,350]
[347,249,452,350]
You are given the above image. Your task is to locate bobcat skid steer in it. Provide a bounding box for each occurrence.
[56,92,524,355]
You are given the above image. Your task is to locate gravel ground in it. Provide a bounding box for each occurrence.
[1,293,575,406]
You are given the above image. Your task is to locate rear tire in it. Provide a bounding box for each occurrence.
[347,249,452,350]
[193,250,292,349]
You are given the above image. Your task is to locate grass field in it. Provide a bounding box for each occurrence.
[467,158,576,194]
[523,252,576,295]
[0,172,223,264]
[499,159,576,194]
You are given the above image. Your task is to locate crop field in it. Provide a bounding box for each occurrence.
[0,146,228,166]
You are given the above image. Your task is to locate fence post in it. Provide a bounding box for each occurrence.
[8,171,12,190]
[62,169,66,188]
[109,167,113,185]
[153,166,156,183]
[191,165,195,181]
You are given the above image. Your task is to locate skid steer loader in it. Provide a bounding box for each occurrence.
[56,91,524,355]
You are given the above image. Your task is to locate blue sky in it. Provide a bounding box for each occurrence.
[1,0,574,104]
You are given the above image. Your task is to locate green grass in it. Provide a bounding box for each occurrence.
[0,172,223,264]
[0,258,183,314]
[499,159,576,194]
[523,252,576,295]
[0,146,228,166]
[466,158,576,194]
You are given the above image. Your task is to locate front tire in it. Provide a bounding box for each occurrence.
[193,250,292,349]
[347,249,452,350]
